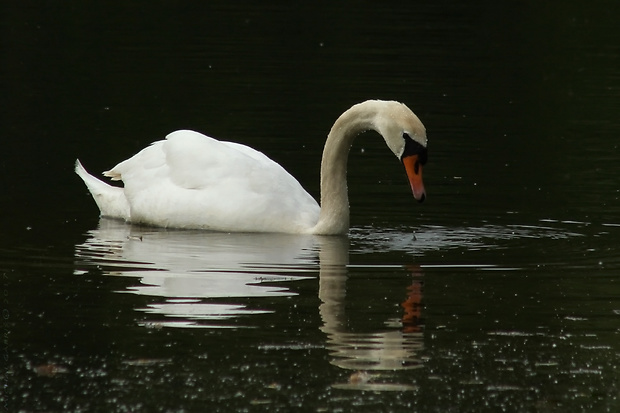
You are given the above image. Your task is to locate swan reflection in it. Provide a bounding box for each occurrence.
[75,219,318,328]
[318,237,424,390]
[75,218,425,389]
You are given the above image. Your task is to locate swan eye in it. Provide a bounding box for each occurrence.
[402,133,428,165]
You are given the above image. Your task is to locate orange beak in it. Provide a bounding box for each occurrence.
[402,154,426,202]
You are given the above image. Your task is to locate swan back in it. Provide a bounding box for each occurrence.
[99,130,320,232]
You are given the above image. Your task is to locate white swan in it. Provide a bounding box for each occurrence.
[75,100,428,235]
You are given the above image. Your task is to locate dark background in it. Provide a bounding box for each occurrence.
[3,1,619,235]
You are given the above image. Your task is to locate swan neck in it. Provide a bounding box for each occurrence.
[312,103,377,235]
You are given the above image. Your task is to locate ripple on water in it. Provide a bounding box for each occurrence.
[349,223,583,255]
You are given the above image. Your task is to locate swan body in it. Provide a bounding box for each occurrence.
[76,100,428,235]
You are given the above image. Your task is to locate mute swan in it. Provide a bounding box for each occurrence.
[75,100,428,235]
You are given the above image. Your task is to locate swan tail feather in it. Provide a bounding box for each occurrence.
[75,159,131,220]
[103,169,122,181]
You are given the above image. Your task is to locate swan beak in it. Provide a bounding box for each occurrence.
[402,154,426,203]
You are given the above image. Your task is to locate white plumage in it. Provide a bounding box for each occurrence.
[76,100,427,234]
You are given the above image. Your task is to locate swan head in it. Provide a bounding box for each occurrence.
[371,100,428,202]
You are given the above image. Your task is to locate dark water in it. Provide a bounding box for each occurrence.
[3,2,620,412]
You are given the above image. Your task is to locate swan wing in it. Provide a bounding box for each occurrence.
[105,130,319,232]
